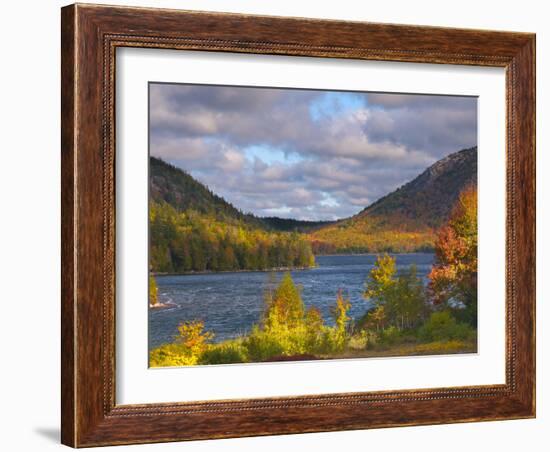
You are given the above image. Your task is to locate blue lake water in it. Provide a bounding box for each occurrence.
[149,253,434,348]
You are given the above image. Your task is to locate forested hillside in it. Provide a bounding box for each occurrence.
[308,147,477,253]
[150,157,263,227]
[149,158,316,273]
[150,147,478,270]
[150,201,316,273]
[360,147,477,227]
[261,216,334,232]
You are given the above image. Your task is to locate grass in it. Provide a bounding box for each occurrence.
[150,334,477,367]
[330,338,477,360]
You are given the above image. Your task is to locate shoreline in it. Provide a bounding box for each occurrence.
[313,251,435,256]
[152,251,435,277]
[152,265,317,277]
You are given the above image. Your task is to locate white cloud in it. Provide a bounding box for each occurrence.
[150,84,477,220]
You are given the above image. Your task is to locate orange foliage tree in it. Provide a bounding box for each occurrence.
[428,185,477,325]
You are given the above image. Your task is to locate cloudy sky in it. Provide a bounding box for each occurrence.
[150,83,477,221]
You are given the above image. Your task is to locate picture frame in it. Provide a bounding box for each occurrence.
[61,3,535,447]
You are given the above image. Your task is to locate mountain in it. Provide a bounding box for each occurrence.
[308,147,477,253]
[150,157,262,227]
[150,147,477,256]
[149,157,317,273]
[359,147,477,228]
[151,157,335,232]
[261,217,334,232]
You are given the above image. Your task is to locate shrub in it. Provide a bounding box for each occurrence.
[379,325,401,345]
[200,341,248,365]
[246,275,352,360]
[149,343,198,367]
[151,274,356,365]
[304,307,325,352]
[449,304,477,327]
[244,325,304,361]
[324,290,351,353]
[418,311,474,342]
[363,330,379,350]
[363,255,428,331]
[347,330,369,350]
[319,327,342,354]
[149,320,213,367]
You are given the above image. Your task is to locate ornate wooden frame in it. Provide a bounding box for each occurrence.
[61,3,536,447]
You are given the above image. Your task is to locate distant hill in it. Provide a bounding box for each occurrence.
[151,157,335,232]
[149,157,316,273]
[308,147,477,253]
[261,217,334,232]
[150,157,262,227]
[150,147,477,256]
[359,147,477,228]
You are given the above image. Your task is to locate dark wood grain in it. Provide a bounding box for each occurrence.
[60,5,76,447]
[61,3,536,447]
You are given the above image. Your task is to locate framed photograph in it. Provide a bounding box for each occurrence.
[61,3,535,447]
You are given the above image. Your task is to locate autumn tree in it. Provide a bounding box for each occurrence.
[328,290,351,352]
[363,305,386,332]
[304,306,324,350]
[391,265,426,329]
[364,253,397,308]
[363,254,427,330]
[175,320,214,355]
[149,320,214,367]
[263,272,305,329]
[151,273,356,364]
[428,185,478,325]
[149,201,316,274]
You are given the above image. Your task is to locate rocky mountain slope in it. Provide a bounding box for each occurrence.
[308,147,477,253]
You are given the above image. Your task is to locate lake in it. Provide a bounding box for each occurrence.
[149,253,434,348]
